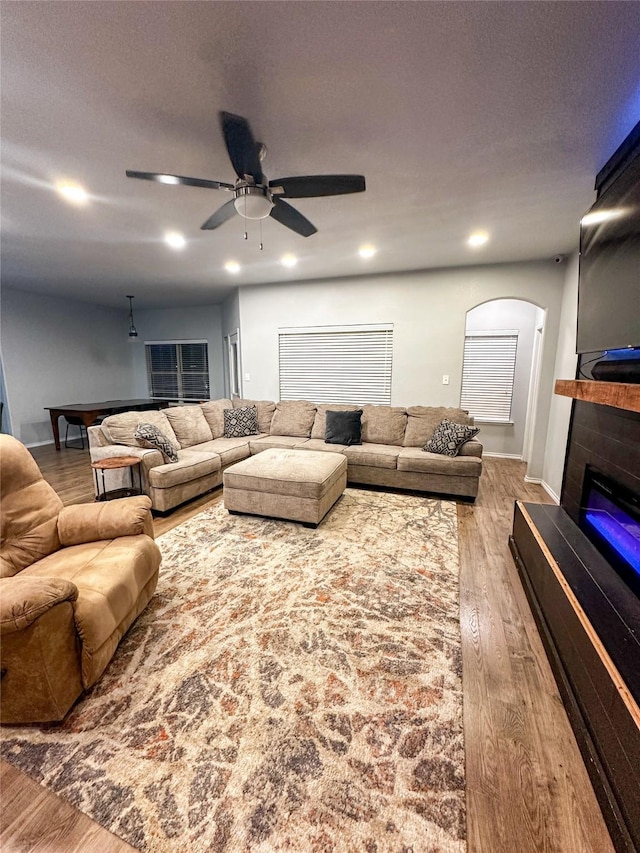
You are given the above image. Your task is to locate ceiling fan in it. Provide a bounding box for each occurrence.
[126,111,366,237]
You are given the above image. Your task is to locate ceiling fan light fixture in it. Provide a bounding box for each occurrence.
[233,185,273,219]
[280,254,297,268]
[224,260,241,274]
[359,244,377,259]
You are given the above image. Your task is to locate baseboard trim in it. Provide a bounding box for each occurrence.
[483,452,523,459]
[524,475,541,484]
[24,439,55,448]
[540,480,560,504]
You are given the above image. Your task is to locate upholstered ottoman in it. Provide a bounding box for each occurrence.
[223,448,347,527]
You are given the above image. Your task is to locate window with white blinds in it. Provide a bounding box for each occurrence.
[460,331,518,422]
[279,325,393,404]
[145,341,209,401]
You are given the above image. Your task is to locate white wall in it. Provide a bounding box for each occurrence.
[221,290,242,399]
[130,304,225,400]
[465,299,544,457]
[542,253,579,501]
[237,260,565,479]
[1,288,135,445]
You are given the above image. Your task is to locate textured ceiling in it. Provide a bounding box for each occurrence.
[2,1,639,308]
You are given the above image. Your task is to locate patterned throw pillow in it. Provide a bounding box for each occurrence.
[423,418,479,457]
[223,406,258,438]
[134,423,179,463]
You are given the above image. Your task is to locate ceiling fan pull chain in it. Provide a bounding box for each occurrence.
[259,218,264,251]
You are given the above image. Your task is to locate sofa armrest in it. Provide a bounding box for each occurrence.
[0,576,78,635]
[90,444,163,467]
[458,439,483,458]
[58,496,155,546]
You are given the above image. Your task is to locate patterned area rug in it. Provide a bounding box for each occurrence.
[1,489,466,853]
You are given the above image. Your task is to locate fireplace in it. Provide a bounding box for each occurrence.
[580,466,640,598]
[510,399,640,853]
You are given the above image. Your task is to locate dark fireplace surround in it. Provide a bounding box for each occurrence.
[511,398,640,853]
[510,121,640,853]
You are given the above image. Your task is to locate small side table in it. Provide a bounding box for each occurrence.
[92,456,143,502]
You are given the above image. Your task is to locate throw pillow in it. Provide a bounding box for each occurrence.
[325,409,363,445]
[223,406,258,437]
[134,423,179,463]
[423,418,479,457]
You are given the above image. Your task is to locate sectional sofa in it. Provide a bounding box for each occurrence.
[88,398,483,512]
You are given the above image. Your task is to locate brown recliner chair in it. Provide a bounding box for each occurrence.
[0,434,161,724]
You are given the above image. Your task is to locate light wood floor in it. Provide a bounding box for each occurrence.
[1,445,616,853]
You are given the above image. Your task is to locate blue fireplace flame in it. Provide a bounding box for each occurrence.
[585,509,640,573]
[582,474,640,593]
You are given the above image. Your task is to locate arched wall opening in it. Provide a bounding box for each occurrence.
[463,298,546,461]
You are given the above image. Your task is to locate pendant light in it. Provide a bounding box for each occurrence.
[127,295,138,340]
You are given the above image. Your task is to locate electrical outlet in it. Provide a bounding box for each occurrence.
[442,374,449,385]
[244,372,251,382]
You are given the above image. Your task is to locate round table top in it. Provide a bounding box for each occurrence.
[91,456,141,470]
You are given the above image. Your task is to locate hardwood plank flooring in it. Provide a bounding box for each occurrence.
[0,445,616,853]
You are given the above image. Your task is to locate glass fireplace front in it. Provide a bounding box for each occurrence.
[580,466,640,598]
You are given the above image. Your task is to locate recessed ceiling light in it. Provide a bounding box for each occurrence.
[581,209,625,226]
[359,245,377,259]
[157,174,180,185]
[56,182,88,205]
[467,230,489,248]
[280,254,297,268]
[164,231,186,250]
[224,260,240,274]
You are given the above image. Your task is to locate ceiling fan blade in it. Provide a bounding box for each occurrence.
[269,198,317,237]
[219,111,264,183]
[269,174,366,198]
[200,199,238,230]
[125,170,233,190]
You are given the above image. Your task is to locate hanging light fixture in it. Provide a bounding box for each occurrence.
[127,295,138,340]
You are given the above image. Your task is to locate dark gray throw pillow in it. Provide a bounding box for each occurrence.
[325,409,363,445]
[134,422,179,463]
[423,418,479,457]
[223,405,258,438]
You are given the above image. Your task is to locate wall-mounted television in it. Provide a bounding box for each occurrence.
[577,148,640,355]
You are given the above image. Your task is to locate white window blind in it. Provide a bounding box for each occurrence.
[460,331,518,422]
[279,325,393,404]
[145,341,209,401]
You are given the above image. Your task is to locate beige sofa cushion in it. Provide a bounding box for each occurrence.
[270,400,317,437]
[0,436,64,578]
[398,447,482,476]
[147,450,221,489]
[296,439,348,453]
[342,443,401,469]
[310,404,361,439]
[101,410,180,452]
[403,406,473,447]
[199,399,233,438]
[233,398,276,434]
[249,435,308,453]
[190,438,252,467]
[164,406,213,448]
[23,534,160,686]
[360,406,407,446]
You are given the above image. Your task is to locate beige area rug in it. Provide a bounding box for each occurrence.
[1,489,466,853]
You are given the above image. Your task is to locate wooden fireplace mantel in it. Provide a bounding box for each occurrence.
[555,379,640,414]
